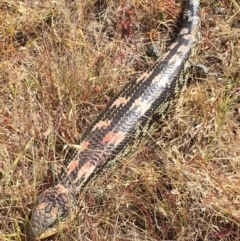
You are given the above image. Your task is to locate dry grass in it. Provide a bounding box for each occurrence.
[0,0,240,240]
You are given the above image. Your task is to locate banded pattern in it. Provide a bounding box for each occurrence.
[27,0,199,240]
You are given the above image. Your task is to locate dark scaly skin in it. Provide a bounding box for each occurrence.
[27,0,199,240]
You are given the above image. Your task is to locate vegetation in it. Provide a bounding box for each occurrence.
[0,0,239,240]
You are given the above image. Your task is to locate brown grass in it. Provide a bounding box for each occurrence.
[0,0,240,240]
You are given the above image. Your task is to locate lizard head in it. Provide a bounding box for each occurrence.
[27,184,71,240]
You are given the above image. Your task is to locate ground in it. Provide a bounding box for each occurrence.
[0,0,240,240]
